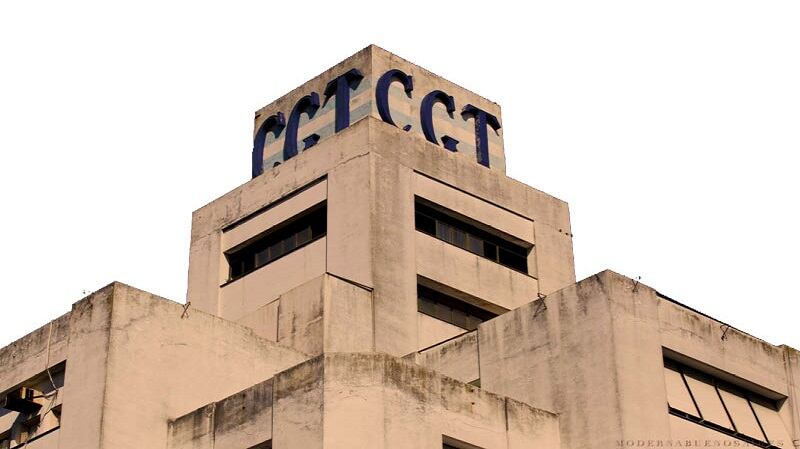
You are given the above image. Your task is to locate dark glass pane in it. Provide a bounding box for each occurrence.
[296,226,312,246]
[310,209,326,237]
[419,297,436,316]
[483,241,497,260]
[229,257,245,278]
[417,285,497,330]
[255,248,269,267]
[284,234,297,253]
[415,212,436,235]
[499,247,527,272]
[436,221,451,242]
[452,228,466,248]
[465,315,483,331]
[269,241,284,260]
[467,235,483,255]
[434,301,452,323]
[450,308,468,329]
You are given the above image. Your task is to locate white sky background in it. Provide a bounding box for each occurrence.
[0,1,797,348]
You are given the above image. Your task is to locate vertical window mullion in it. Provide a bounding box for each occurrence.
[747,398,770,443]
[716,384,738,434]
[680,370,704,420]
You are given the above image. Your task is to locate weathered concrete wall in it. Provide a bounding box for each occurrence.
[478,270,798,449]
[415,233,539,311]
[169,379,274,449]
[0,312,69,397]
[235,274,373,357]
[326,149,372,288]
[413,173,535,245]
[411,331,479,384]
[417,313,467,351]
[57,285,116,449]
[782,346,800,448]
[28,282,307,449]
[323,353,559,449]
[368,119,575,297]
[169,353,559,449]
[221,179,327,250]
[188,122,373,316]
[0,311,69,448]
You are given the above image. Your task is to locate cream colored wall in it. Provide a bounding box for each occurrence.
[220,238,326,321]
[169,353,560,449]
[0,313,69,448]
[367,151,418,356]
[168,379,274,449]
[0,314,69,402]
[417,312,466,351]
[477,270,798,449]
[416,233,539,310]
[187,123,373,317]
[326,153,373,288]
[411,331,480,384]
[413,173,534,244]
[54,282,307,449]
[234,274,374,357]
[221,179,327,251]
[323,353,559,449]
[367,120,575,297]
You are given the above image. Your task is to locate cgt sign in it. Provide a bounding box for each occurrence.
[252,68,502,178]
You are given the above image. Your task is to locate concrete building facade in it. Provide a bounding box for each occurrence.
[1,45,798,449]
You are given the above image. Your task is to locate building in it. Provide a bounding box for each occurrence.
[1,45,798,449]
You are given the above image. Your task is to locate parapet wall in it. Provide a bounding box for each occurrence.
[169,353,560,449]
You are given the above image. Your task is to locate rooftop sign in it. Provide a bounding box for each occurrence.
[251,46,505,178]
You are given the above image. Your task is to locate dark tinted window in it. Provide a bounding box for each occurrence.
[418,285,497,331]
[226,204,326,281]
[415,200,530,273]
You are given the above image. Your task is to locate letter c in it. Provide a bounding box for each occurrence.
[252,112,286,178]
[375,69,413,130]
[420,90,458,151]
[283,93,321,161]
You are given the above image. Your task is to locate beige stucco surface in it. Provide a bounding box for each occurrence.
[1,282,307,449]
[169,353,559,449]
[476,270,799,449]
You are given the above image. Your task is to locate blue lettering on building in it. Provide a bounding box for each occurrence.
[252,69,502,178]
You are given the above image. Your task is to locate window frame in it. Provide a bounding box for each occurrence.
[224,202,327,283]
[415,199,531,274]
[418,285,497,331]
[664,358,784,448]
